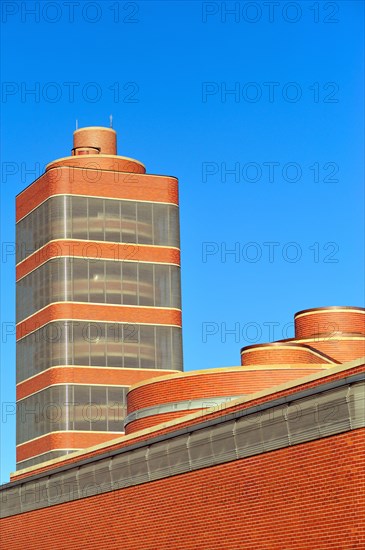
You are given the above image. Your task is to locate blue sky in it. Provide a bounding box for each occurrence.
[0,0,364,483]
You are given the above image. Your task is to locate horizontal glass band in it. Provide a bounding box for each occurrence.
[17,321,183,383]
[16,195,180,262]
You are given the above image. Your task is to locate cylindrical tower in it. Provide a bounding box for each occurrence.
[15,126,183,470]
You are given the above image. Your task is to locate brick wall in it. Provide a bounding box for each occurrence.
[17,303,182,339]
[16,432,123,463]
[127,368,325,413]
[126,410,185,434]
[16,240,180,280]
[16,168,178,222]
[1,429,364,549]
[295,307,365,338]
[300,337,365,363]
[17,367,177,401]
[240,344,334,365]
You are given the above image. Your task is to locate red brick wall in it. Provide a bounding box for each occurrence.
[2,429,364,550]
[125,411,184,434]
[16,168,178,222]
[16,432,123,463]
[295,308,365,338]
[17,303,182,339]
[240,344,334,365]
[73,127,117,155]
[46,155,145,174]
[302,337,365,363]
[17,367,178,401]
[16,240,180,280]
[127,368,325,414]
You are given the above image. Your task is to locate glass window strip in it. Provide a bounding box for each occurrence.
[17,195,180,263]
[16,258,181,322]
[16,321,183,383]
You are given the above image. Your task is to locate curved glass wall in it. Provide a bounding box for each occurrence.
[17,321,183,383]
[17,385,128,445]
[16,195,180,262]
[16,258,181,323]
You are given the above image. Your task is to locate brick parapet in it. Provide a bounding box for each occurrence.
[126,367,326,415]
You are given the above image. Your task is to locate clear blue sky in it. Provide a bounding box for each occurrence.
[0,0,364,483]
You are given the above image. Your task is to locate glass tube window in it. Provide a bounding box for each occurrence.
[16,321,183,382]
[16,196,180,262]
[16,258,181,322]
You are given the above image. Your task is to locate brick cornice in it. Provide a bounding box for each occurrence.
[16,240,180,279]
[16,303,182,339]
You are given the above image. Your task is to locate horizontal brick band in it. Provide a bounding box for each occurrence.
[16,240,180,280]
[16,303,182,340]
[125,412,186,434]
[240,343,337,366]
[296,337,365,363]
[16,432,124,464]
[16,168,179,222]
[126,367,327,414]
[295,307,365,338]
[17,367,179,401]
[46,155,145,174]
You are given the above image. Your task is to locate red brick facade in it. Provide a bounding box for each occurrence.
[295,307,365,338]
[16,367,178,401]
[17,302,182,340]
[240,307,365,366]
[2,430,363,550]
[16,167,178,222]
[16,240,180,281]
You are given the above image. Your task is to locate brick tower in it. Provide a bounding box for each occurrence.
[15,126,183,469]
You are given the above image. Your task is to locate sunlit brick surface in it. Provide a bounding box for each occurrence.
[295,307,365,338]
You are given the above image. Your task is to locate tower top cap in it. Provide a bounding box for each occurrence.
[73,126,117,134]
[72,126,117,155]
